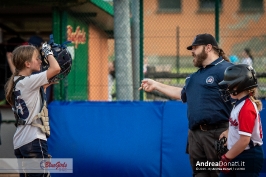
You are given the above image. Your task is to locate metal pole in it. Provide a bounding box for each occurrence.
[113,0,133,100]
[176,27,180,74]
[52,8,63,100]
[131,0,140,100]
[215,0,220,43]
[139,0,144,100]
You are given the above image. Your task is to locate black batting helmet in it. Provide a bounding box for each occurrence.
[219,64,257,99]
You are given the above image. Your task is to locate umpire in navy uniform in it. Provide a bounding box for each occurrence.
[140,33,233,177]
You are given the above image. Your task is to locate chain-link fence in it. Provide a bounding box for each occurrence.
[103,0,266,101]
[142,0,266,100]
[1,0,266,103]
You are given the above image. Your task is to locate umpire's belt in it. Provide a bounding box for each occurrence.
[198,122,228,131]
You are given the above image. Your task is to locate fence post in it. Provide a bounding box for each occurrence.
[131,0,140,100]
[139,0,144,100]
[215,0,220,43]
[114,0,133,100]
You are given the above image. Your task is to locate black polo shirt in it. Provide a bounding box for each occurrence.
[181,57,234,130]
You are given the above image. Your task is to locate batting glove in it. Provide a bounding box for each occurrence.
[220,154,231,174]
[42,42,53,59]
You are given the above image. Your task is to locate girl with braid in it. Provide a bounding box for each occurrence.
[219,64,263,177]
[5,44,60,177]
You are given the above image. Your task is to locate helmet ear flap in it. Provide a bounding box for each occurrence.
[227,78,242,96]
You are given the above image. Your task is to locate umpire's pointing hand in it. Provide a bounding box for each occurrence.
[139,78,156,92]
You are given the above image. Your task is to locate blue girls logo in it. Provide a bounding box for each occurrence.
[206,76,214,84]
[40,160,47,169]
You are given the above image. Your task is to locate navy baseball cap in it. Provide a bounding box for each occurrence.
[187,33,218,50]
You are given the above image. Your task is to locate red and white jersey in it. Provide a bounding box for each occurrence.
[228,97,263,150]
[13,71,49,149]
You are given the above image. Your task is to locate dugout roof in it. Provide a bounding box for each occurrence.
[0,0,114,40]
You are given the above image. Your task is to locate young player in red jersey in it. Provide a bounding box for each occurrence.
[218,64,264,177]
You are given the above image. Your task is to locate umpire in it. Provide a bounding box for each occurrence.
[140,33,233,177]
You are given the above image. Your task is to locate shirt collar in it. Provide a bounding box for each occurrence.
[234,95,249,107]
[208,57,224,66]
[199,57,224,69]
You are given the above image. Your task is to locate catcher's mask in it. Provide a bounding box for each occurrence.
[41,34,72,83]
[218,64,257,102]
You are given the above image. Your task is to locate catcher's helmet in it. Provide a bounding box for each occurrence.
[219,64,257,101]
[41,34,72,82]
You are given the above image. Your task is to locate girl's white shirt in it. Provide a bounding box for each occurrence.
[228,98,263,150]
[13,71,49,149]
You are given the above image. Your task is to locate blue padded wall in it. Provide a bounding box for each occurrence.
[48,100,266,177]
[161,101,191,177]
[48,101,171,177]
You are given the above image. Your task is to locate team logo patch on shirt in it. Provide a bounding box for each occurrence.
[229,117,238,127]
[206,76,214,84]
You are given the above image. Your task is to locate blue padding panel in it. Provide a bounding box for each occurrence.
[161,101,192,177]
[48,101,164,177]
[48,100,266,177]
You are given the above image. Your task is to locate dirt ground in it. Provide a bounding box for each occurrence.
[0,174,19,177]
